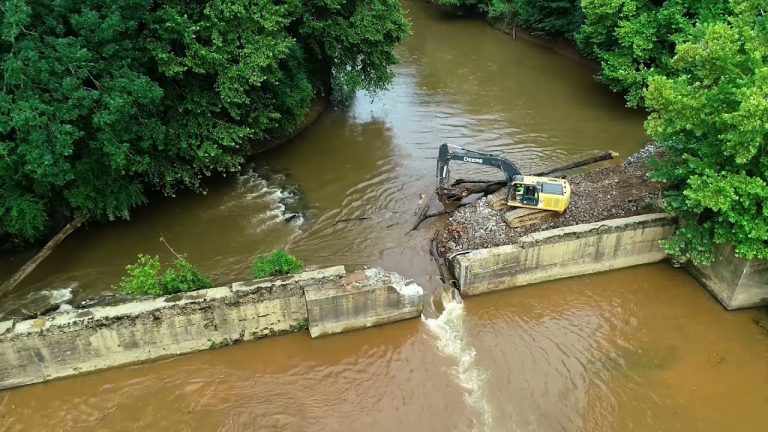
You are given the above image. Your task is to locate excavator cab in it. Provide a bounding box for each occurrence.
[514,182,538,206]
[509,176,570,212]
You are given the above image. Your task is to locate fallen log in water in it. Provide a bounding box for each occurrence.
[532,150,619,176]
[410,189,436,232]
[0,218,83,299]
[333,217,371,225]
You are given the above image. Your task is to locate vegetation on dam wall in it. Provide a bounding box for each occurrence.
[115,249,304,297]
[435,0,768,266]
[118,254,213,297]
[251,250,304,279]
[0,0,409,246]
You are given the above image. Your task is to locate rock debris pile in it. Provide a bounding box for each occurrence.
[440,144,664,255]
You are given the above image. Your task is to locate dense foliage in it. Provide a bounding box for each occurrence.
[437,0,582,38]
[119,254,212,297]
[491,0,582,38]
[577,0,729,107]
[645,0,768,265]
[0,0,409,246]
[251,250,303,279]
[433,0,486,14]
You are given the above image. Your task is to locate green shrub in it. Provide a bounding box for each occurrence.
[119,254,212,297]
[251,250,304,279]
[290,319,309,332]
[119,255,164,297]
[644,0,768,265]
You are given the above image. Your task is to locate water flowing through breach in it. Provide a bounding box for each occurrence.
[424,297,502,432]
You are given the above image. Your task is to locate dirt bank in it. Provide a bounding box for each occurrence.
[253,96,329,154]
[440,144,664,255]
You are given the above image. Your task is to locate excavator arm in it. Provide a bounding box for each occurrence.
[424,143,576,228]
[436,143,522,188]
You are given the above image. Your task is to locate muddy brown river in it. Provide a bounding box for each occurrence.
[1,1,767,431]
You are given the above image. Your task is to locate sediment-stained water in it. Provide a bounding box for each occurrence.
[1,1,766,431]
[2,265,766,431]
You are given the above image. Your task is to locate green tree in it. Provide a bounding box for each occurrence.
[0,0,409,247]
[577,0,729,106]
[437,0,582,38]
[293,0,410,102]
[1,0,164,244]
[645,0,768,264]
[488,0,583,39]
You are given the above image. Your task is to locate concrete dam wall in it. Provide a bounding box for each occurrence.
[4,213,764,391]
[0,267,423,390]
[450,214,677,297]
[688,245,768,310]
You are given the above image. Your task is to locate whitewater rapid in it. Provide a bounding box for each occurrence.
[424,297,502,432]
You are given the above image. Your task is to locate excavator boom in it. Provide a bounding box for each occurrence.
[436,144,522,188]
[435,143,571,216]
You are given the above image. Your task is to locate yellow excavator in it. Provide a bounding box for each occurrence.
[436,144,571,224]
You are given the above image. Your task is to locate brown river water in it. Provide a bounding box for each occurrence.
[1,1,767,431]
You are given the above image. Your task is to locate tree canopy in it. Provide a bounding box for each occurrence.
[437,0,583,38]
[577,0,729,107]
[645,0,768,264]
[0,0,409,246]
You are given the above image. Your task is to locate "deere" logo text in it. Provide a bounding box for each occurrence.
[463,157,483,163]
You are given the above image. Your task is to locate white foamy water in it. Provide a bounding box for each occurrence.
[232,172,305,232]
[0,285,76,320]
[424,299,499,432]
[38,287,74,304]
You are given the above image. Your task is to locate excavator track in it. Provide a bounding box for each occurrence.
[486,188,561,227]
[503,208,557,228]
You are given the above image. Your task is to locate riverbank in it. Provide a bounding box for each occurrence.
[439,144,663,255]
[491,21,598,69]
[436,143,768,310]
[423,0,598,69]
[253,96,330,154]
[0,97,330,320]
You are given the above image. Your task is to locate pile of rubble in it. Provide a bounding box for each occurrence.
[440,144,664,255]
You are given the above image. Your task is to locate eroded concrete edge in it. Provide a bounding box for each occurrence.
[305,268,423,338]
[686,245,768,310]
